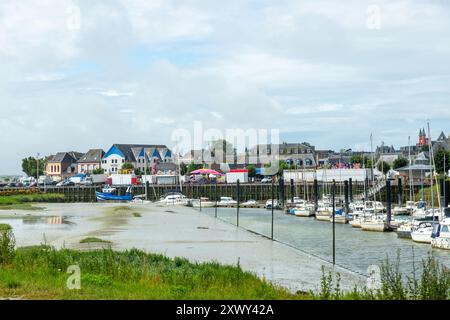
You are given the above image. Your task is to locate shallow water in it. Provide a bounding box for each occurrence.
[201,207,450,276]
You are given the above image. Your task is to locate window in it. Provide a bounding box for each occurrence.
[442,225,449,233]
[122,159,125,163]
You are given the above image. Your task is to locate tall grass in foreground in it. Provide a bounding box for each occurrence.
[316,252,450,300]
[0,243,301,300]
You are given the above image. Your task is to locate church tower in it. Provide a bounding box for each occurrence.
[418,128,427,146]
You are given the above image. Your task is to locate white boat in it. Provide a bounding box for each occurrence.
[286,197,305,206]
[393,206,409,216]
[431,218,450,250]
[329,210,347,224]
[315,202,333,221]
[241,199,258,207]
[217,197,238,206]
[396,223,412,239]
[190,197,216,208]
[361,215,389,232]
[265,199,281,209]
[411,221,434,243]
[430,207,450,249]
[293,205,315,217]
[363,201,385,214]
[159,193,188,205]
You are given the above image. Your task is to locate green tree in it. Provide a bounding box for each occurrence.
[21,156,46,177]
[350,155,363,164]
[393,157,408,170]
[134,168,143,176]
[180,162,187,176]
[377,161,391,174]
[278,160,290,176]
[92,168,104,175]
[247,164,256,178]
[420,145,430,152]
[434,149,450,174]
[187,162,203,174]
[122,162,134,170]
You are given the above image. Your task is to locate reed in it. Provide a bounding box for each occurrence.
[315,252,450,300]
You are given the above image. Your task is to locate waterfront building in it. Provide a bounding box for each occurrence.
[101,144,173,174]
[46,151,83,180]
[248,142,317,168]
[76,149,105,174]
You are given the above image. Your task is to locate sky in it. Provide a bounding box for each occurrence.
[1,0,450,174]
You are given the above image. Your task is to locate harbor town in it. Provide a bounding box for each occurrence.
[1,126,450,300]
[1,0,450,306]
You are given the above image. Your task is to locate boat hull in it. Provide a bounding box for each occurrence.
[316,214,331,221]
[431,237,450,250]
[396,230,412,239]
[294,209,314,217]
[361,222,389,232]
[96,192,134,202]
[350,219,361,228]
[411,233,431,244]
[329,216,347,224]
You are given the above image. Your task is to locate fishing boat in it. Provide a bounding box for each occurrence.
[96,186,134,202]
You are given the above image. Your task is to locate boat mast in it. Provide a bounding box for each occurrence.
[408,136,414,202]
[428,121,442,216]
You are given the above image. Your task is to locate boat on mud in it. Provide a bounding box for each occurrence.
[96,186,134,202]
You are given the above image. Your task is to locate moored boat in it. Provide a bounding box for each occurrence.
[96,186,134,202]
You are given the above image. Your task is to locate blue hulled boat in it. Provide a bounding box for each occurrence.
[96,186,134,202]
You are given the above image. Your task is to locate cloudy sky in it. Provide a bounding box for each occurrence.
[1,0,450,174]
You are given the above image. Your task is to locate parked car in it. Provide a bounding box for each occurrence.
[265,199,281,209]
[261,177,273,183]
[56,180,75,187]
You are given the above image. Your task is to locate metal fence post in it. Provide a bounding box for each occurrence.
[332,179,336,265]
[236,179,240,227]
[271,179,274,240]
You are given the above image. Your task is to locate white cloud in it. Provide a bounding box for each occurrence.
[98,90,135,97]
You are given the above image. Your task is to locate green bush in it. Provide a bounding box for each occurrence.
[0,224,15,265]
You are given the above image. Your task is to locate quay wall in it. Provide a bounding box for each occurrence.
[1,182,426,204]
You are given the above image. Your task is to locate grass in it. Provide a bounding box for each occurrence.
[313,252,450,300]
[0,245,306,300]
[79,237,112,244]
[0,194,65,210]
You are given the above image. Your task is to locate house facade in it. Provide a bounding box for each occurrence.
[102,144,173,174]
[46,151,83,180]
[77,149,105,174]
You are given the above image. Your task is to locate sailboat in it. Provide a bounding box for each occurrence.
[361,134,390,232]
[411,122,442,243]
